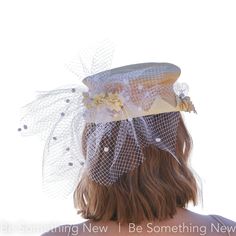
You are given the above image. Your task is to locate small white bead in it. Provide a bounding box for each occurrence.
[128,118,132,121]
[138,84,143,90]
[144,92,150,98]
[124,79,129,85]
[155,137,161,142]
[104,147,109,152]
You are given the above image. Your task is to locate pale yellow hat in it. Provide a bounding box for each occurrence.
[82,62,196,123]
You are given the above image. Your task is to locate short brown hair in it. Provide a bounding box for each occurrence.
[74,113,199,225]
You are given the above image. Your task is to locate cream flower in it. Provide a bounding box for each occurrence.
[105,92,123,112]
[82,91,124,112]
[93,92,106,106]
[176,96,197,113]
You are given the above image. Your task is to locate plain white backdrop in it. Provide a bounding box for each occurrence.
[0,0,236,235]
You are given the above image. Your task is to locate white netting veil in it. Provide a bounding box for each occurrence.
[83,112,181,187]
[18,45,196,198]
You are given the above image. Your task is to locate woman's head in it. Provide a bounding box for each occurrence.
[74,112,198,225]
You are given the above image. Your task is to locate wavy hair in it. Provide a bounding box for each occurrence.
[73,112,199,225]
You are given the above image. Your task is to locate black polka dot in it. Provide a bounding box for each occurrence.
[18,128,22,132]
[53,137,57,140]
[79,161,84,165]
[66,99,70,103]
[71,88,76,93]
[66,147,70,151]
[68,162,73,166]
[61,112,65,116]
[23,125,28,129]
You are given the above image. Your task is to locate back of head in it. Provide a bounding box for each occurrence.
[74,112,198,225]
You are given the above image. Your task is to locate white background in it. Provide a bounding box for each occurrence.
[0,0,236,235]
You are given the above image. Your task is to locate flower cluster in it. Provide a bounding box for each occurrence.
[176,95,197,113]
[82,92,124,112]
[173,82,197,113]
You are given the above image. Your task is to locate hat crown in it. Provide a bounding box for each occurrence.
[82,62,181,90]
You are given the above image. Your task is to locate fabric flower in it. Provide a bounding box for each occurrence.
[82,91,124,113]
[176,96,197,113]
[105,92,123,112]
